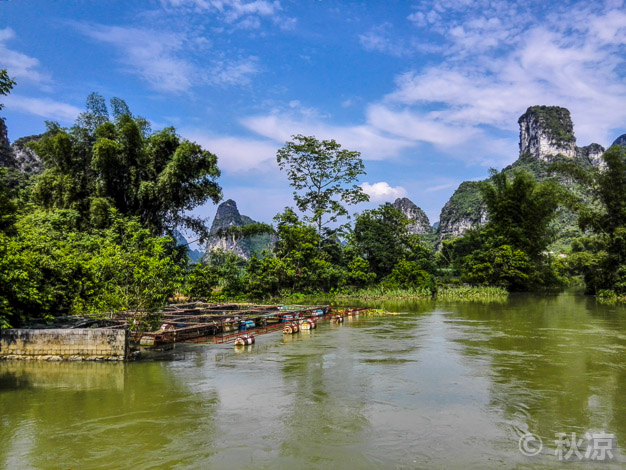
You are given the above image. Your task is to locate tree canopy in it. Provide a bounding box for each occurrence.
[351,203,435,286]
[30,93,222,238]
[276,135,369,242]
[478,169,563,260]
[451,169,565,290]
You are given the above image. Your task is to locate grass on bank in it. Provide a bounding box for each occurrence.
[271,285,509,303]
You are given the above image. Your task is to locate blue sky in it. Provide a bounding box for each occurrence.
[2,0,626,231]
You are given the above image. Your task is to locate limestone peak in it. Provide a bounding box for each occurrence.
[392,197,432,235]
[518,106,577,161]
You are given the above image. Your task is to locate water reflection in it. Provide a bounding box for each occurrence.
[445,292,626,465]
[0,360,219,469]
[1,293,625,469]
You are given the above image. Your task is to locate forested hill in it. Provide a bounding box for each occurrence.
[436,106,623,251]
[4,103,625,258]
[204,199,274,260]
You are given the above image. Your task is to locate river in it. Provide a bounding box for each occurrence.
[1,292,625,469]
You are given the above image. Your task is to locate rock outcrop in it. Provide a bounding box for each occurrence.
[576,143,606,167]
[437,105,613,243]
[392,197,432,235]
[204,199,273,260]
[10,135,43,175]
[0,118,43,176]
[518,106,577,161]
[437,182,488,240]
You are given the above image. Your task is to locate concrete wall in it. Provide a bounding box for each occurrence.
[0,329,129,361]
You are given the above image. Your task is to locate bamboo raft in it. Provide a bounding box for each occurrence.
[123,304,373,347]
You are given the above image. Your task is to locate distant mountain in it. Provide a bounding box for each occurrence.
[437,181,487,239]
[0,118,43,176]
[204,199,273,260]
[612,134,626,147]
[172,230,204,263]
[392,197,432,235]
[437,105,614,250]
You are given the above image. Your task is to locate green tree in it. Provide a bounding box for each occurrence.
[350,203,436,290]
[30,94,222,237]
[352,204,412,278]
[456,169,565,290]
[0,69,16,111]
[0,208,184,328]
[204,249,248,296]
[244,253,286,298]
[0,168,18,234]
[242,208,348,296]
[385,259,435,291]
[276,135,369,244]
[272,207,324,291]
[553,145,626,294]
[184,263,220,300]
[461,245,532,289]
[346,257,376,287]
[478,169,563,260]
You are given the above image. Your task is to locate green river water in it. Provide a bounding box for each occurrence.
[1,292,626,469]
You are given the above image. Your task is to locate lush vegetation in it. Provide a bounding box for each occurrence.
[439,169,567,291]
[30,92,222,238]
[0,88,217,329]
[186,202,438,301]
[552,145,626,298]
[5,75,626,329]
[0,207,184,328]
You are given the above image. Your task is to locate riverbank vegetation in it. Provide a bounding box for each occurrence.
[278,286,508,303]
[3,79,626,327]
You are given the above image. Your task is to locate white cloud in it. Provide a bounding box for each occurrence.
[386,2,626,150]
[206,57,259,86]
[75,24,259,93]
[221,0,281,22]
[366,104,479,147]
[359,23,408,57]
[161,0,282,27]
[241,112,416,160]
[179,131,278,172]
[424,183,457,193]
[76,24,194,93]
[361,182,407,202]
[0,28,49,84]
[3,95,81,122]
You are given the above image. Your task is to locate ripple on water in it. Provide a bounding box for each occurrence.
[1,294,626,469]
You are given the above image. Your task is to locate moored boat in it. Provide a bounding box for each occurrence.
[234,334,255,346]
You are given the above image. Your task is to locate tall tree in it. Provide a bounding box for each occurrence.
[478,169,563,260]
[276,135,369,243]
[30,94,222,238]
[458,169,565,290]
[351,203,433,280]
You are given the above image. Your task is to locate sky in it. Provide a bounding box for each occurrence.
[2,0,626,232]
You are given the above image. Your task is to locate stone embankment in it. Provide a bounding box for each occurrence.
[0,329,129,361]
